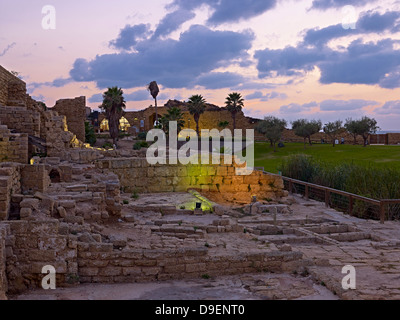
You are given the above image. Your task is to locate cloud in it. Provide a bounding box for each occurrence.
[280,101,318,113]
[29,77,73,89]
[70,25,254,89]
[109,24,151,50]
[0,42,16,56]
[319,39,400,86]
[125,90,152,101]
[254,45,330,78]
[374,100,400,114]
[206,0,277,25]
[255,36,400,88]
[303,10,400,47]
[319,99,379,111]
[310,0,376,10]
[31,94,45,102]
[169,0,277,25]
[152,9,195,39]
[379,67,400,89]
[88,93,103,103]
[195,72,245,89]
[245,91,288,101]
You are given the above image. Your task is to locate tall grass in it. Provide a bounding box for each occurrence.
[280,154,400,220]
[280,154,400,200]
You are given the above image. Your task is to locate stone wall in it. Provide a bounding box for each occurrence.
[0,65,26,107]
[281,129,365,145]
[0,125,29,164]
[53,97,86,142]
[77,245,301,284]
[388,133,400,145]
[96,157,285,203]
[20,165,50,194]
[4,220,78,294]
[0,224,8,299]
[0,106,41,137]
[0,218,302,295]
[0,163,22,221]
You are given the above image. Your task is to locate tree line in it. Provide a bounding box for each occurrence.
[256,117,379,152]
[95,84,379,151]
[98,83,246,146]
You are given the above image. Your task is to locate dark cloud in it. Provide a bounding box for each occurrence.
[29,77,73,89]
[207,0,277,25]
[152,9,195,39]
[88,93,103,103]
[125,90,151,101]
[303,10,400,47]
[245,91,287,101]
[254,45,330,78]
[255,35,400,88]
[195,72,245,89]
[319,39,400,86]
[311,0,376,10]
[70,25,254,89]
[358,10,400,32]
[168,0,277,25]
[109,24,151,50]
[280,101,318,114]
[374,100,400,115]
[319,99,378,111]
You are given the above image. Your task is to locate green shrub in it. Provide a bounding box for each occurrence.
[138,132,147,140]
[85,122,97,146]
[131,191,139,200]
[102,142,114,149]
[133,141,149,150]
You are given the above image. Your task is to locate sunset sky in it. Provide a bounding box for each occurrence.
[1,0,400,130]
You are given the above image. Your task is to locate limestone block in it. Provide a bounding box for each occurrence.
[19,208,32,219]
[20,198,39,210]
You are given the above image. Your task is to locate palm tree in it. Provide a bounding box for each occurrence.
[160,106,185,135]
[147,81,160,126]
[100,87,126,146]
[187,95,206,136]
[225,92,244,130]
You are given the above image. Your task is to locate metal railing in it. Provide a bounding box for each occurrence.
[255,168,400,224]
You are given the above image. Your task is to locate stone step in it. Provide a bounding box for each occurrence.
[258,235,321,245]
[329,232,371,242]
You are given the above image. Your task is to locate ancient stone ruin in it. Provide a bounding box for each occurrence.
[1,65,400,301]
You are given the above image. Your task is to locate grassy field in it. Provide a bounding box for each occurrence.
[254,142,400,174]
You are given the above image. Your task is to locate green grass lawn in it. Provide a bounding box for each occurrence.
[253,142,400,174]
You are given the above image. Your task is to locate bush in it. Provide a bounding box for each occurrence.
[102,142,114,149]
[137,132,147,140]
[85,122,97,146]
[133,141,149,150]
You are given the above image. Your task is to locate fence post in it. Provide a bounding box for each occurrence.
[349,196,353,216]
[289,181,293,194]
[380,201,386,224]
[305,185,309,201]
[325,190,330,208]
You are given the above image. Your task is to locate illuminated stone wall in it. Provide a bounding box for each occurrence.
[96,157,286,203]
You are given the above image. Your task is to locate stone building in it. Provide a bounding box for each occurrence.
[0,65,87,162]
[98,99,263,138]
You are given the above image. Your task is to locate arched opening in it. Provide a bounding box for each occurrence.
[100,119,109,132]
[119,117,131,132]
[49,169,61,183]
[99,118,131,132]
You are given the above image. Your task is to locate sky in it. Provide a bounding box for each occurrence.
[1,0,400,130]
